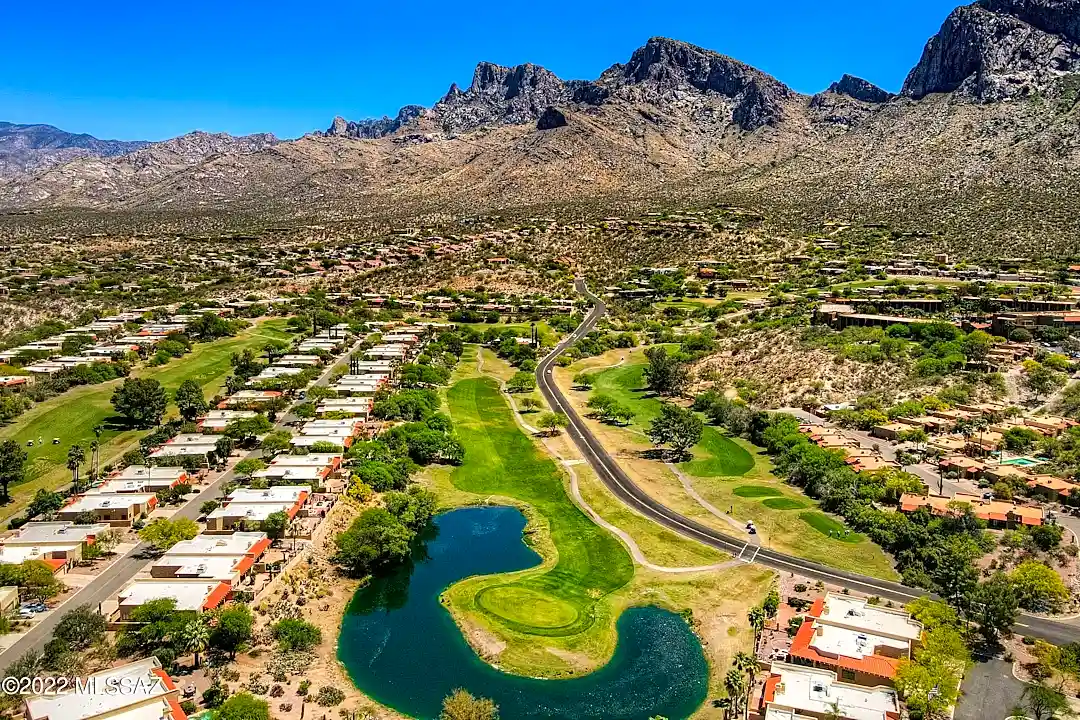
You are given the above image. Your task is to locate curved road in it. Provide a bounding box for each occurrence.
[535,279,1080,645]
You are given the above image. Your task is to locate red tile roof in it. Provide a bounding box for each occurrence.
[201,581,231,611]
[151,668,188,720]
[763,674,781,703]
[788,601,903,680]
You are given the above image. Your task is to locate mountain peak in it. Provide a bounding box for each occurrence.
[826,74,895,103]
[903,0,1080,100]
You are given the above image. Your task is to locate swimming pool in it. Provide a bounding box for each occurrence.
[999,457,1044,467]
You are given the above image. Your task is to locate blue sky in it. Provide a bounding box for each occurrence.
[0,0,961,141]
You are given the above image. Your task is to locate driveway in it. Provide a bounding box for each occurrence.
[956,657,1027,720]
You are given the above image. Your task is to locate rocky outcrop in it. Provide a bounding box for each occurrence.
[432,62,581,133]
[903,0,1080,100]
[324,106,426,139]
[824,74,894,103]
[536,107,568,130]
[604,37,793,129]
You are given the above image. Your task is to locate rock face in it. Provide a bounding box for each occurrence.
[903,0,1080,100]
[536,106,568,130]
[328,36,795,138]
[0,122,148,177]
[324,106,426,139]
[825,74,894,103]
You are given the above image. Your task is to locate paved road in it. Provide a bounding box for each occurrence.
[956,657,1027,720]
[535,279,1080,646]
[0,338,359,668]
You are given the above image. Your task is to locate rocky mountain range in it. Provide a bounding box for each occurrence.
[1,0,1079,255]
[0,122,148,178]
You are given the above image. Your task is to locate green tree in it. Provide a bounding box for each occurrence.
[27,488,65,519]
[233,458,266,480]
[111,378,168,428]
[1019,682,1072,720]
[259,430,292,457]
[271,618,322,651]
[216,692,270,720]
[66,444,86,493]
[383,487,438,531]
[1023,361,1066,401]
[210,604,254,659]
[643,346,690,396]
[52,604,107,650]
[536,411,569,436]
[138,517,199,553]
[179,616,210,669]
[174,379,209,422]
[506,371,536,393]
[333,508,414,577]
[647,403,703,459]
[969,573,1018,644]
[0,440,26,503]
[573,372,595,389]
[261,511,289,541]
[1010,560,1070,613]
[440,689,499,720]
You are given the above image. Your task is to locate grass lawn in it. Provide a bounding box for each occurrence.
[441,372,635,671]
[567,351,897,580]
[0,318,292,522]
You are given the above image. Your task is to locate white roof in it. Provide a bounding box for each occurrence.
[165,532,267,556]
[169,434,219,446]
[153,554,245,581]
[302,419,359,429]
[818,593,922,642]
[290,434,346,447]
[63,493,156,512]
[150,444,212,458]
[766,663,898,720]
[113,466,187,482]
[198,410,257,422]
[267,453,339,467]
[0,544,81,564]
[227,486,308,503]
[208,502,292,522]
[24,657,175,720]
[118,579,222,612]
[5,522,108,545]
[254,465,325,481]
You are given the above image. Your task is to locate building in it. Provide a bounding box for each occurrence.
[900,492,1043,527]
[788,594,922,685]
[150,531,270,584]
[116,579,231,618]
[760,662,900,720]
[196,409,258,432]
[205,486,309,532]
[0,521,110,569]
[98,466,188,493]
[24,657,187,720]
[1026,475,1080,503]
[56,493,157,526]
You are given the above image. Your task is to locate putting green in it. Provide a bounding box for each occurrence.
[800,512,863,543]
[443,375,634,643]
[476,585,582,632]
[762,497,809,510]
[732,486,783,498]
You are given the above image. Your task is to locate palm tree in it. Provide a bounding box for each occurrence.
[180,617,209,669]
[733,651,757,683]
[724,668,747,717]
[748,605,767,651]
[91,424,105,480]
[66,444,86,493]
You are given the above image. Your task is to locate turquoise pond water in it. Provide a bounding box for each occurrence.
[338,506,709,720]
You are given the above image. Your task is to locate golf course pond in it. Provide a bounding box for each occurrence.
[338,506,710,719]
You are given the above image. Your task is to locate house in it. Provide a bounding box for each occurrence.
[205,486,310,532]
[899,492,1043,527]
[197,409,258,432]
[937,455,986,480]
[56,493,157,526]
[759,662,900,720]
[115,579,230,618]
[219,390,283,408]
[0,521,110,569]
[1026,475,1080,503]
[101,466,188,493]
[788,594,922,685]
[870,424,910,442]
[23,657,188,720]
[150,532,271,584]
[317,397,372,417]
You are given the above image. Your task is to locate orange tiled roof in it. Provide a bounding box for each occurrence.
[789,612,902,679]
[201,581,231,611]
[900,492,1043,526]
[763,674,781,703]
[151,668,188,720]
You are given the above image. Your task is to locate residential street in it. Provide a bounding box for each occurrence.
[0,337,359,668]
